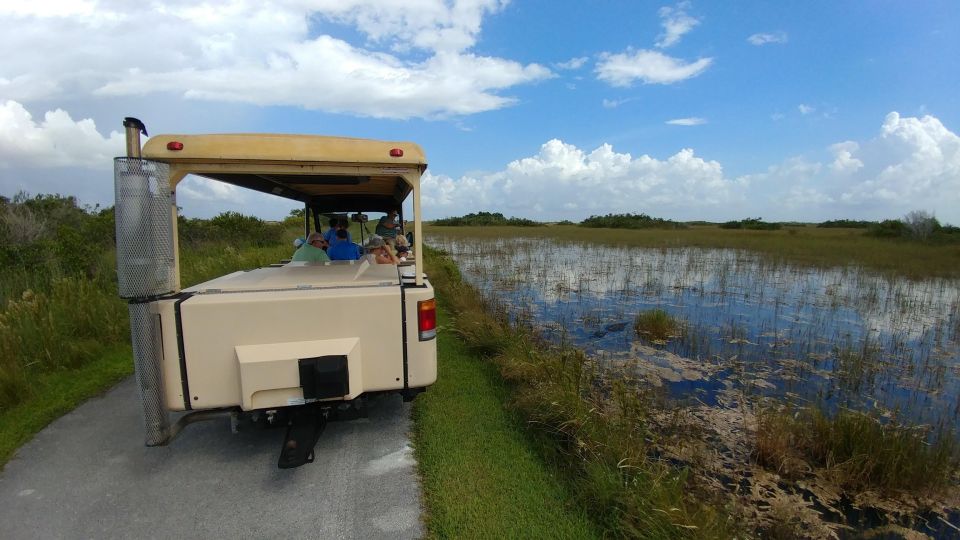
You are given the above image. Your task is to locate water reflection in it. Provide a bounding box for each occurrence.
[430,235,960,429]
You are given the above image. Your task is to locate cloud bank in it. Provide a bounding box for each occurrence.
[0,1,551,119]
[2,102,956,224]
[423,112,960,223]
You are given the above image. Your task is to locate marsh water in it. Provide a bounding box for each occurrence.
[429,235,960,432]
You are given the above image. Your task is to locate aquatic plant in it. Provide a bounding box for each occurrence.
[634,309,681,342]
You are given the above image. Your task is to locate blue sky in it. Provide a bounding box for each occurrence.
[1,1,958,223]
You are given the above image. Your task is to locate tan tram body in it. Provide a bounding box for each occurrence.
[115,119,436,468]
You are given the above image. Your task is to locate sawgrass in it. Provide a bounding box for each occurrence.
[754,407,960,494]
[425,224,960,279]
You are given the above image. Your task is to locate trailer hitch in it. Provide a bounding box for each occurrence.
[278,405,328,469]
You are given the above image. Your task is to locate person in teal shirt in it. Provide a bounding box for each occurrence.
[291,232,330,262]
[376,209,400,245]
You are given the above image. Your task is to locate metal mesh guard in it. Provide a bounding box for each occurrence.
[115,158,175,298]
[128,303,170,446]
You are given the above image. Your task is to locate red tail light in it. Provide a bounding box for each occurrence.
[167,141,184,151]
[389,148,404,157]
[418,298,436,341]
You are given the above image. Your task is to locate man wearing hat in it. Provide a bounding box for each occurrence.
[291,232,331,262]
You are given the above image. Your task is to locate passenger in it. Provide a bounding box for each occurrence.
[327,229,361,261]
[376,209,400,247]
[291,232,331,262]
[394,234,411,261]
[292,236,305,249]
[337,218,353,243]
[363,235,399,265]
[322,217,339,244]
[323,217,353,244]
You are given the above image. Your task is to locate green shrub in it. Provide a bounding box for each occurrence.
[867,219,908,238]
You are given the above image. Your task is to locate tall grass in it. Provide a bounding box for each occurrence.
[425,246,737,538]
[754,408,959,493]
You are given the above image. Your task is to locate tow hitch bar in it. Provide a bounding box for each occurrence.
[278,406,327,469]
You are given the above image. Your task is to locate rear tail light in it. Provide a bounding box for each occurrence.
[418,298,437,341]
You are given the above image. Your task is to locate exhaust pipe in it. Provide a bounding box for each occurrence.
[123,117,147,158]
[115,117,176,446]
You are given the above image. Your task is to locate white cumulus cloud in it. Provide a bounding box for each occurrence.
[838,112,960,209]
[656,2,701,48]
[422,139,735,221]
[829,141,863,174]
[0,100,123,169]
[798,104,815,115]
[0,1,551,119]
[595,49,712,86]
[747,32,788,46]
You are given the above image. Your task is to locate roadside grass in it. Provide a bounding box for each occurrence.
[422,246,738,538]
[412,299,599,539]
[754,407,960,494]
[425,224,960,279]
[0,346,132,467]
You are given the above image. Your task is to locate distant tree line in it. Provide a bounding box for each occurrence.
[426,208,960,244]
[719,217,781,230]
[580,213,685,229]
[431,211,541,227]
[817,219,875,228]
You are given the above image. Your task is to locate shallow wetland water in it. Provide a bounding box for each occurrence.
[430,233,960,537]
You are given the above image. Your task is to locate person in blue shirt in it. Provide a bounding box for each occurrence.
[327,228,361,261]
[323,217,353,244]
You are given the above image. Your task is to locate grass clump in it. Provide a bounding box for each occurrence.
[634,309,682,342]
[423,246,738,538]
[754,408,960,494]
